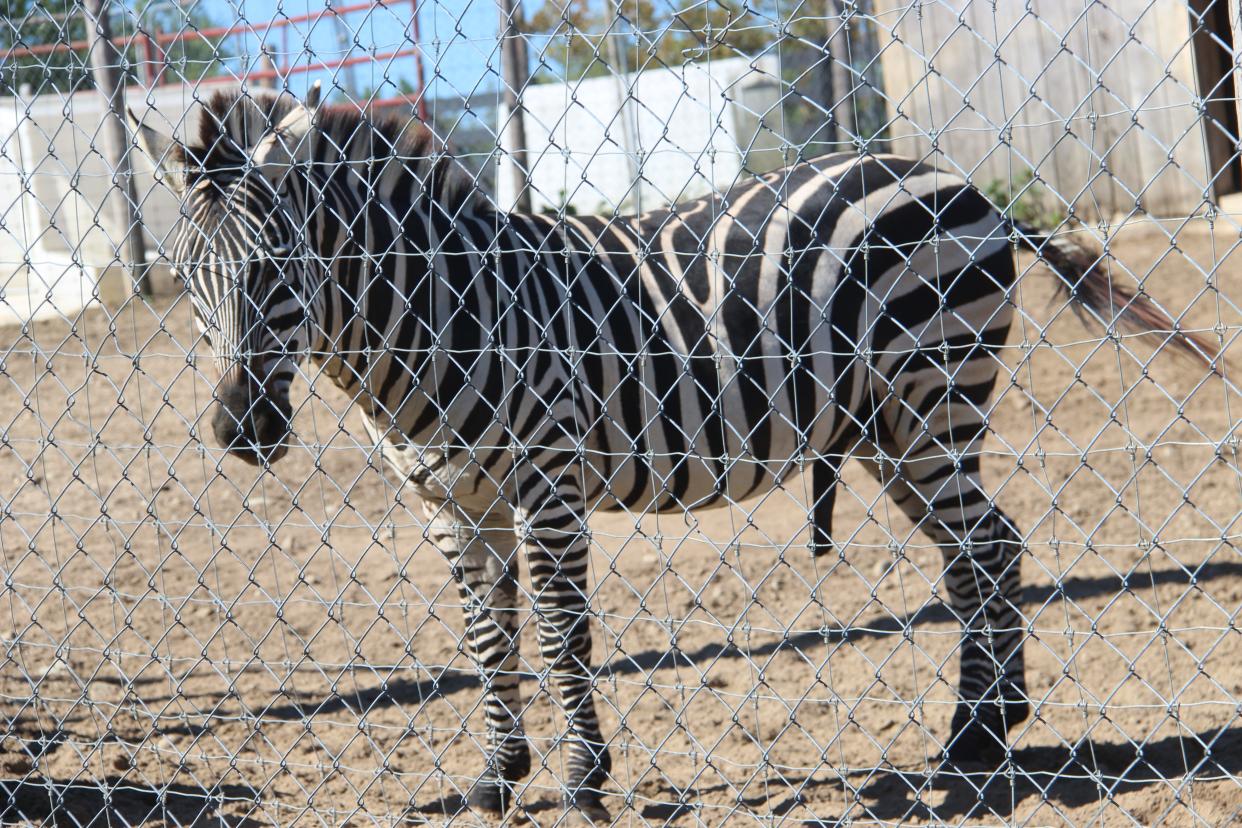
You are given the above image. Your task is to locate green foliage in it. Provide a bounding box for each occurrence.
[983,168,1065,231]
[540,188,578,215]
[2,0,94,93]
[527,0,845,82]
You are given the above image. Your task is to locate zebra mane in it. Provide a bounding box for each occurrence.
[188,89,481,213]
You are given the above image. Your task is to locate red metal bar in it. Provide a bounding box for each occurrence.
[153,0,379,46]
[7,1,430,108]
[5,1,381,57]
[193,47,421,84]
[366,92,422,111]
[4,36,108,58]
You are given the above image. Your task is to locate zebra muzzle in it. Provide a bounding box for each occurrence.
[211,380,292,466]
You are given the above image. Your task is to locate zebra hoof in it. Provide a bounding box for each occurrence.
[944,698,1030,766]
[464,779,506,819]
[466,741,531,814]
[564,791,611,825]
[466,776,517,815]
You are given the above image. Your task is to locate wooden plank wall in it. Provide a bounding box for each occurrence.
[871,0,1214,221]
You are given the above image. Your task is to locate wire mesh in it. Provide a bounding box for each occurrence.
[1,1,1241,825]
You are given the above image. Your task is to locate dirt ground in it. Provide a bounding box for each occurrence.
[0,220,1240,827]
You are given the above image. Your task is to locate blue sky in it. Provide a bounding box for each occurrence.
[186,0,503,104]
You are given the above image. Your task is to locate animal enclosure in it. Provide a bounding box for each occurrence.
[1,2,1241,827]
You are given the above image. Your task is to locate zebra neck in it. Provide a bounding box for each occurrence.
[311,201,511,445]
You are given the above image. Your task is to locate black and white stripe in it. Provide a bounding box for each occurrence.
[134,89,1210,818]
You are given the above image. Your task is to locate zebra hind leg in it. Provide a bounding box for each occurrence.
[879,464,1029,763]
[942,510,1029,765]
[863,382,1029,765]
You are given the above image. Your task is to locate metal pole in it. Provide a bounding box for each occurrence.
[827,0,855,148]
[498,0,532,214]
[83,0,150,295]
[257,45,278,89]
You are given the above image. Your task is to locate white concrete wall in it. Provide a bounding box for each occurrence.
[0,62,787,325]
[496,56,784,214]
[0,82,236,261]
[0,82,235,323]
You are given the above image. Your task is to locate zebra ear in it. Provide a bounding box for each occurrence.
[277,80,323,141]
[128,108,193,194]
[303,79,322,113]
[253,82,323,178]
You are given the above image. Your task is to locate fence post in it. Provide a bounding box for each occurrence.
[410,0,428,123]
[1232,0,1242,164]
[827,0,855,147]
[498,0,532,214]
[256,46,277,89]
[327,0,360,98]
[82,0,150,296]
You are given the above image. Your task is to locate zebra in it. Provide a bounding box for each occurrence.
[130,86,1210,821]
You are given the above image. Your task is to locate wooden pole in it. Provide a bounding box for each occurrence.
[410,0,428,123]
[1231,0,1242,178]
[498,0,532,214]
[257,45,278,89]
[827,0,856,148]
[83,0,149,295]
[327,0,361,98]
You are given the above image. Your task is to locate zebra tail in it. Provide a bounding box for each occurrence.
[1006,220,1220,370]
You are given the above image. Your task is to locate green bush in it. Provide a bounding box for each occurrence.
[983,168,1065,232]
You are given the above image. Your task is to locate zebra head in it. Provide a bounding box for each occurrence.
[130,86,326,466]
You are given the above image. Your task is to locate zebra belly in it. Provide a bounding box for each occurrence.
[578,342,856,513]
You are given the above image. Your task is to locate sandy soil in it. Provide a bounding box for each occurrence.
[0,221,1240,827]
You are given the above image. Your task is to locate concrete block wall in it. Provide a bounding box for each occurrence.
[496,56,784,215]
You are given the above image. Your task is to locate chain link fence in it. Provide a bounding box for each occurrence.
[1,0,1240,825]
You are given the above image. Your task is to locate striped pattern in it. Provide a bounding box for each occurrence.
[155,92,1039,810]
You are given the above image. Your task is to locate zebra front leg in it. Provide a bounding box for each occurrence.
[514,470,611,823]
[942,509,1028,763]
[421,498,530,813]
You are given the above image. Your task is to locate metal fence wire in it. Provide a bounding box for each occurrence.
[1,0,1241,825]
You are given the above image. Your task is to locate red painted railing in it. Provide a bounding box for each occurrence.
[3,0,428,120]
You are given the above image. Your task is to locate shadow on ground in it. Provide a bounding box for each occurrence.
[627,724,1242,824]
[29,560,1233,742]
[5,563,1239,824]
[829,722,1242,824]
[0,775,260,826]
[255,559,1242,720]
